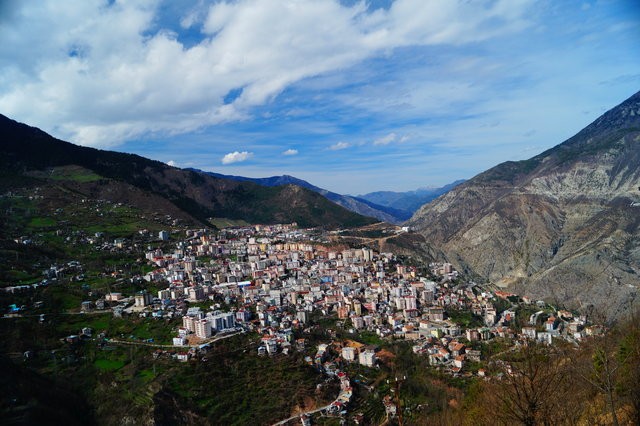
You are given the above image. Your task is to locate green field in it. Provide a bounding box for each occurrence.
[49,166,103,183]
[94,358,125,371]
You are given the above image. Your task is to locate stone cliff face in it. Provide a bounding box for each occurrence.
[408,91,640,319]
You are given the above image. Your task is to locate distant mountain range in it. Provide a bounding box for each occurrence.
[357,181,465,214]
[189,170,420,223]
[192,170,463,224]
[408,90,640,319]
[0,115,376,229]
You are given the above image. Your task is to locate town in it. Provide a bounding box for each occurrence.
[3,219,605,424]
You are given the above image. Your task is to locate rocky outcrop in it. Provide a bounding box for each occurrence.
[408,91,640,319]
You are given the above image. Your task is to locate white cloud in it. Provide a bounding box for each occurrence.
[0,0,534,147]
[371,133,411,146]
[373,133,398,146]
[221,151,253,165]
[282,149,298,156]
[167,160,178,167]
[329,141,351,151]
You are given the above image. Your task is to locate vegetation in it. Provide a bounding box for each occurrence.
[446,308,484,328]
[0,116,376,228]
[166,337,328,425]
[430,314,640,425]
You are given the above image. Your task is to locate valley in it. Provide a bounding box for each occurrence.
[1,93,639,425]
[1,180,638,424]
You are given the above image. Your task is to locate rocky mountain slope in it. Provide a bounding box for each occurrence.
[194,170,410,223]
[407,91,640,319]
[0,115,376,229]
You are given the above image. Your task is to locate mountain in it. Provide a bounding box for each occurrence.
[0,115,377,229]
[407,91,640,319]
[192,170,411,223]
[357,180,465,215]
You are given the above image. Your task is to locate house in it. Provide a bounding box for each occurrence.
[466,329,480,341]
[358,349,376,367]
[173,337,188,346]
[537,332,552,345]
[429,307,444,322]
[466,350,481,362]
[522,326,537,340]
[453,355,464,369]
[264,338,278,354]
[341,346,357,362]
[450,342,465,357]
[134,291,153,307]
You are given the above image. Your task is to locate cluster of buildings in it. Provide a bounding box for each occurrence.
[177,307,238,341]
[125,225,594,358]
[53,223,595,381]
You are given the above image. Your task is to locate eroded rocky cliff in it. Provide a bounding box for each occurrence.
[408,91,640,319]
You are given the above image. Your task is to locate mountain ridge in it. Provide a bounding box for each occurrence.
[189,169,413,223]
[0,114,377,229]
[357,180,466,214]
[407,91,640,319]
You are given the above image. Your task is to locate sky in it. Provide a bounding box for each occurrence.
[1,0,639,195]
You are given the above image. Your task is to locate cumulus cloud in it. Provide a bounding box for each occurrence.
[282,149,298,156]
[167,160,178,167]
[221,151,253,165]
[329,141,351,151]
[0,0,534,147]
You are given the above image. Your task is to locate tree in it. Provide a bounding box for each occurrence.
[609,314,640,425]
[573,327,635,426]
[485,342,573,426]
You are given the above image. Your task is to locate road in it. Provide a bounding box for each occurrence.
[2,310,112,319]
[107,329,244,349]
[271,403,333,426]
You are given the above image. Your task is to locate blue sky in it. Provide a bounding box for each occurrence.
[1,0,639,194]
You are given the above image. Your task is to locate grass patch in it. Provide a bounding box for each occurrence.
[208,217,250,228]
[95,358,125,371]
[446,308,484,328]
[138,368,156,382]
[357,330,384,346]
[28,216,56,228]
[49,166,103,183]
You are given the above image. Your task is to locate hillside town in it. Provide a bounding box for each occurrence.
[50,223,598,421]
[119,224,598,354]
[3,221,604,424]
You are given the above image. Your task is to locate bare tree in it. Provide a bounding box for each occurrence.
[487,342,572,426]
